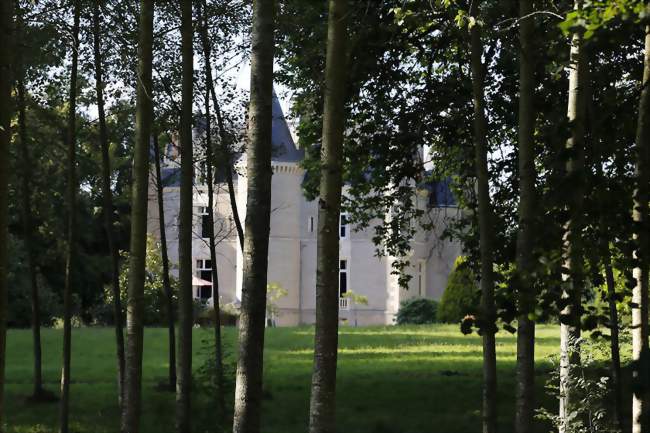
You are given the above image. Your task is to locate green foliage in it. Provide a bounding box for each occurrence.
[536,337,621,433]
[438,257,479,323]
[396,298,438,325]
[111,234,177,326]
[266,282,288,327]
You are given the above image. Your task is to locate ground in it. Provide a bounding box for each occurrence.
[4,325,565,433]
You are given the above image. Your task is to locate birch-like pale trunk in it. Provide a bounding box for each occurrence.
[632,22,650,433]
[232,1,275,432]
[468,2,497,432]
[91,0,125,406]
[0,0,13,429]
[558,3,586,431]
[176,1,194,431]
[120,1,153,432]
[514,0,538,430]
[60,3,80,431]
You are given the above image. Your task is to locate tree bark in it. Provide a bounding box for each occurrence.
[558,3,586,431]
[120,0,154,432]
[468,3,497,432]
[232,1,275,432]
[199,1,227,419]
[59,2,80,432]
[514,0,538,431]
[17,77,45,399]
[308,2,348,433]
[0,0,13,429]
[92,0,126,406]
[632,23,650,433]
[153,134,177,391]
[176,1,194,431]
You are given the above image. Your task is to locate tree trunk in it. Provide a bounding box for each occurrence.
[17,78,45,399]
[468,3,497,432]
[120,0,154,432]
[514,0,538,430]
[232,1,275,432]
[199,10,245,252]
[308,2,348,433]
[601,241,624,431]
[0,0,13,429]
[59,2,80,431]
[153,134,177,391]
[632,23,650,433]
[558,4,586,431]
[92,0,126,406]
[176,1,194,431]
[199,1,227,419]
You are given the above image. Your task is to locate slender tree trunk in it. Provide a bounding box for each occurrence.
[91,0,126,406]
[17,78,45,399]
[601,240,624,431]
[468,3,497,432]
[232,1,275,432]
[0,0,13,429]
[59,3,80,432]
[153,134,177,390]
[199,1,227,419]
[199,12,245,252]
[120,1,154,432]
[514,0,538,430]
[558,4,586,431]
[632,23,650,433]
[176,1,194,431]
[308,2,348,433]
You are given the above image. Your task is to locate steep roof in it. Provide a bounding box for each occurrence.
[271,90,303,163]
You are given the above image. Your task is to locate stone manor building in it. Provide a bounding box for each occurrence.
[147,93,462,326]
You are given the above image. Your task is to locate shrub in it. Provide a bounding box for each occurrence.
[438,256,479,323]
[396,298,438,325]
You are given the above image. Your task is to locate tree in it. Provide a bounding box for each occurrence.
[467,1,498,430]
[0,0,13,428]
[92,0,125,406]
[152,133,176,390]
[631,20,650,433]
[559,2,587,430]
[60,2,80,432]
[308,1,348,432]
[176,0,194,431]
[514,0,538,431]
[232,0,275,432]
[121,0,154,431]
[198,0,226,418]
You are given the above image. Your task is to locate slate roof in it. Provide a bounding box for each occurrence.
[271,90,303,163]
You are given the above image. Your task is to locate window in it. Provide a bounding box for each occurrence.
[339,260,348,298]
[308,216,315,233]
[417,260,426,297]
[196,259,213,300]
[339,213,348,239]
[197,206,210,239]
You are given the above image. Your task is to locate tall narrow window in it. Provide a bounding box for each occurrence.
[196,259,213,300]
[308,216,315,233]
[339,259,348,298]
[198,206,210,239]
[417,260,426,297]
[339,213,348,239]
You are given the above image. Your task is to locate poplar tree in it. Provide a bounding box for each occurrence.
[121,0,154,431]
[232,1,275,432]
[308,1,348,432]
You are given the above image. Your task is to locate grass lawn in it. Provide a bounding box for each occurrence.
[3,325,564,433]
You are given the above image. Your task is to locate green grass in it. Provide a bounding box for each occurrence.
[4,325,563,433]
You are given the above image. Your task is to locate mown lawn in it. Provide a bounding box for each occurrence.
[4,325,563,433]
